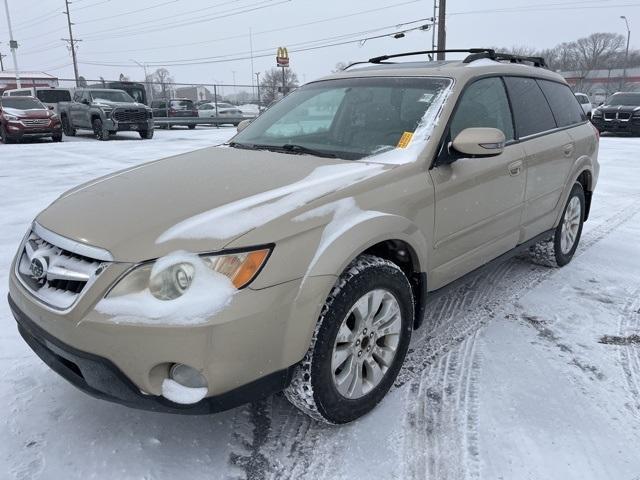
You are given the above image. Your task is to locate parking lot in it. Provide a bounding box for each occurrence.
[1,131,639,479]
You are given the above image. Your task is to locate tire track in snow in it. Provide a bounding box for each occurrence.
[227,199,640,480]
[618,289,640,414]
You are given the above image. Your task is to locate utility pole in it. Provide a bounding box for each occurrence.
[249,28,255,99]
[255,72,261,107]
[432,0,437,52]
[0,49,6,71]
[63,0,81,86]
[436,0,447,60]
[3,0,21,87]
[132,59,153,101]
[621,16,631,90]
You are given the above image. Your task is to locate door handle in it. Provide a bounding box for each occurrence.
[508,160,523,176]
[563,143,575,157]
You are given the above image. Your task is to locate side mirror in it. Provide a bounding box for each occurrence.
[450,127,506,157]
[237,119,252,133]
[81,99,90,106]
[48,105,55,110]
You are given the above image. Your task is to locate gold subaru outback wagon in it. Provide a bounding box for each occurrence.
[9,49,599,424]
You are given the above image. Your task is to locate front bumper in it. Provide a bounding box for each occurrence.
[9,295,293,414]
[103,118,154,132]
[5,122,62,139]
[592,117,640,134]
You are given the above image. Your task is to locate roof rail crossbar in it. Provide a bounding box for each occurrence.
[342,49,495,70]
[463,51,547,68]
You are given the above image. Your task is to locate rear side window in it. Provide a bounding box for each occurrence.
[576,94,590,105]
[450,77,514,141]
[37,90,71,103]
[504,77,557,138]
[537,80,585,127]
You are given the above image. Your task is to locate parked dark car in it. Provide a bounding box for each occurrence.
[591,92,640,135]
[151,99,198,129]
[0,96,62,143]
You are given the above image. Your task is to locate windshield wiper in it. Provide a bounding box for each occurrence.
[280,144,337,158]
[229,142,337,158]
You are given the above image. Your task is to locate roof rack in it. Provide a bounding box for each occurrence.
[342,48,547,70]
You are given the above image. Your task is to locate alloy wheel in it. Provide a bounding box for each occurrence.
[561,196,581,254]
[331,289,402,399]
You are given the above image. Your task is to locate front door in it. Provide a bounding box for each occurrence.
[429,77,526,289]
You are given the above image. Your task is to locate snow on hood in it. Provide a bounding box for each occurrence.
[155,162,385,243]
[95,251,237,325]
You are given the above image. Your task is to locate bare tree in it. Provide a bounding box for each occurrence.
[151,68,174,100]
[260,68,299,105]
[332,61,353,73]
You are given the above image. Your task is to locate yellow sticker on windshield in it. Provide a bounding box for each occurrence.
[397,131,414,149]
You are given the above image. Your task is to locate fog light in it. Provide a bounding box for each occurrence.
[169,363,207,388]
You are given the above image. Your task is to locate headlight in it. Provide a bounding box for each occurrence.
[50,114,59,120]
[592,109,603,118]
[106,247,271,301]
[4,114,19,121]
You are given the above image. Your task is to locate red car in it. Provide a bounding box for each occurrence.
[0,96,63,143]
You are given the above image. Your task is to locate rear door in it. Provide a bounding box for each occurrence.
[504,76,575,239]
[429,76,527,287]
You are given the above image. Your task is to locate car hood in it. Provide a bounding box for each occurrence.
[598,105,640,112]
[3,107,50,118]
[92,100,147,109]
[36,146,387,262]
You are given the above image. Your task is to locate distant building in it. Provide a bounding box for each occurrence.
[562,67,640,104]
[174,85,214,102]
[0,71,59,94]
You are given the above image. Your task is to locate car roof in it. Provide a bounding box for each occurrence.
[317,58,568,85]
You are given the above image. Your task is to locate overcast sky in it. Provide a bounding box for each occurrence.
[1,0,639,89]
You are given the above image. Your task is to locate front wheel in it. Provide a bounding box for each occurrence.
[529,182,585,267]
[285,255,413,424]
[0,125,14,144]
[92,118,109,141]
[188,124,196,130]
[61,115,76,136]
[51,133,63,142]
[139,129,154,139]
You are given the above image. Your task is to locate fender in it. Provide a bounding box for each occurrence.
[553,154,597,227]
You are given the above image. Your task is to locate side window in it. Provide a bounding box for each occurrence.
[537,80,586,126]
[450,77,514,141]
[503,77,557,138]
[73,90,82,102]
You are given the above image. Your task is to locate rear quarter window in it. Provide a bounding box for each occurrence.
[537,80,586,127]
[504,77,557,138]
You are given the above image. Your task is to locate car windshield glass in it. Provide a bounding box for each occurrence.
[170,100,194,109]
[90,90,134,103]
[217,103,234,108]
[1,97,44,110]
[232,77,452,160]
[608,94,640,106]
[37,90,71,103]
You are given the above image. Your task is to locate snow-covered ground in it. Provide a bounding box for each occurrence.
[1,130,639,480]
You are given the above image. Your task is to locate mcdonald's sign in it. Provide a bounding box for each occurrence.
[276,47,290,67]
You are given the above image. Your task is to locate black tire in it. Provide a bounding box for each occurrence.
[61,115,76,136]
[188,124,196,129]
[285,254,414,424]
[139,129,154,139]
[92,118,108,141]
[529,182,585,267]
[51,133,63,142]
[0,125,14,144]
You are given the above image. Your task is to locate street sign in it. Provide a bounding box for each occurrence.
[276,47,289,67]
[9,40,18,49]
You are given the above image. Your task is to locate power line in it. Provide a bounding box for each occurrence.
[79,22,432,68]
[78,0,421,54]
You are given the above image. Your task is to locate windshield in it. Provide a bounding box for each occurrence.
[90,90,135,103]
[37,90,71,103]
[232,77,452,160]
[607,93,640,106]
[1,97,45,110]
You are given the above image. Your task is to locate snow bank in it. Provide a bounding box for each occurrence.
[161,379,208,404]
[156,163,385,243]
[95,251,236,325]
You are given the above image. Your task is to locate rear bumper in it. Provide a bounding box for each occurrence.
[9,294,294,414]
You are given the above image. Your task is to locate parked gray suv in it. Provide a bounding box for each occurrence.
[9,50,599,424]
[59,88,154,140]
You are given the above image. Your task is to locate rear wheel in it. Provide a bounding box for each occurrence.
[188,124,196,130]
[61,115,75,136]
[92,118,109,141]
[285,254,413,424]
[529,182,585,267]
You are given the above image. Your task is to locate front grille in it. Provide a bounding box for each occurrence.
[22,119,50,127]
[604,112,616,120]
[618,112,632,120]
[16,230,106,310]
[112,109,147,123]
